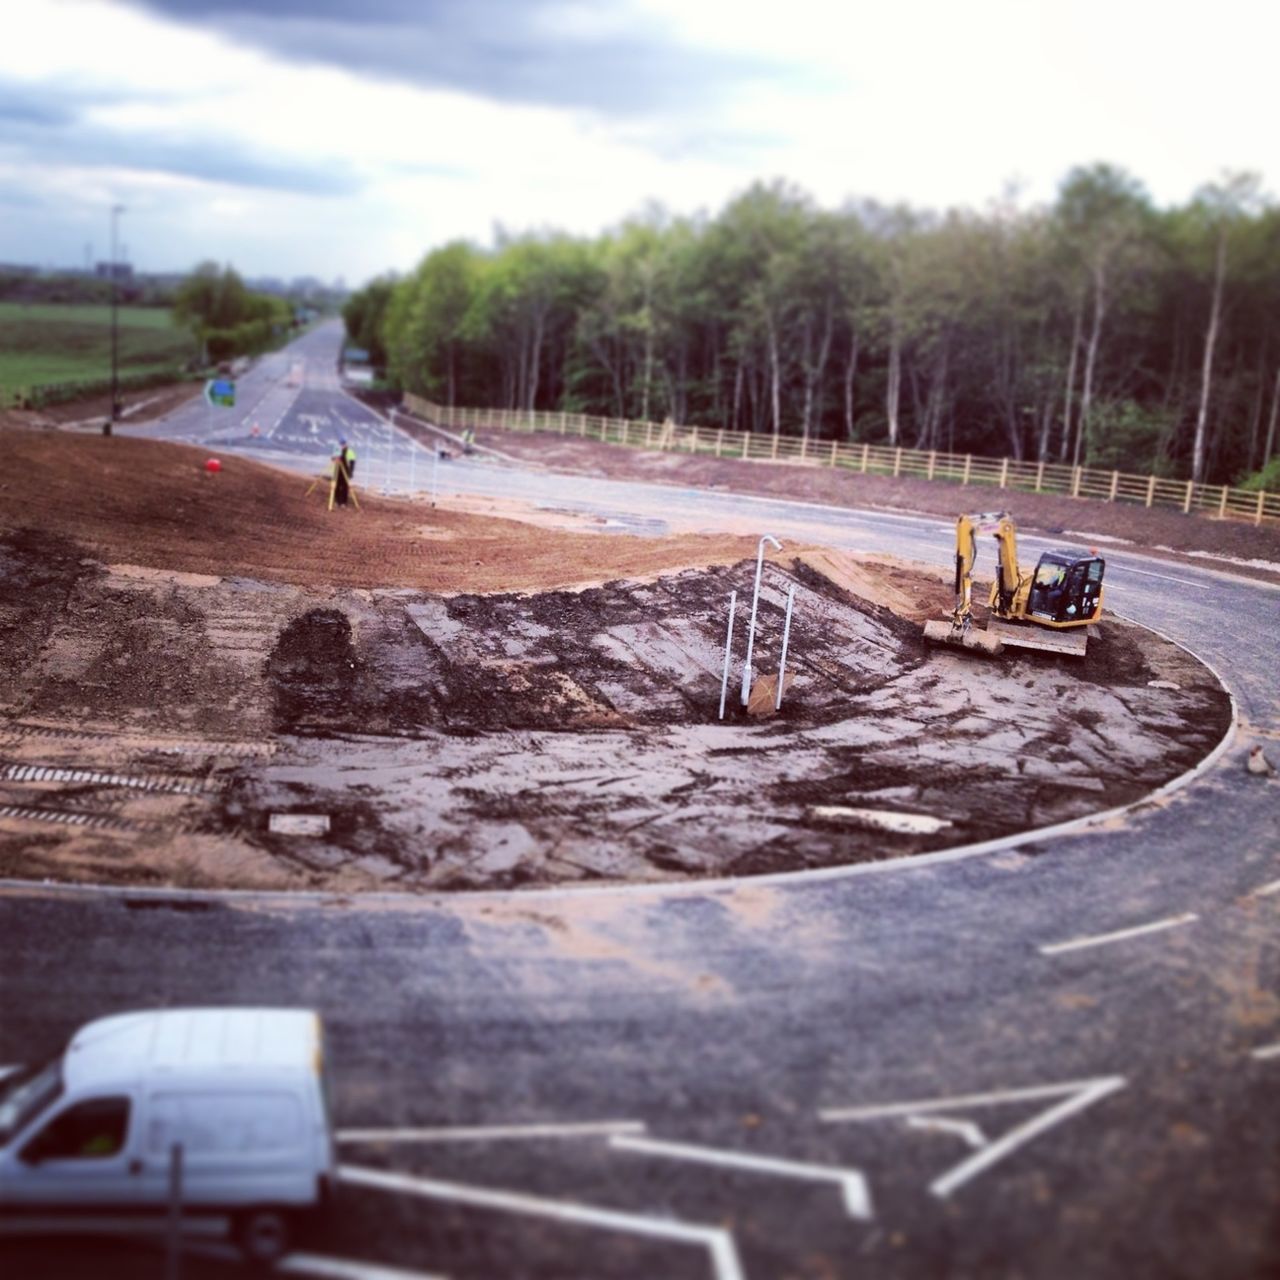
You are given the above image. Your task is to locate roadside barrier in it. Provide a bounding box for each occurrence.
[405,394,1280,528]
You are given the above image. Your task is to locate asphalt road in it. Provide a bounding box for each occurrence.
[2,323,1278,1279]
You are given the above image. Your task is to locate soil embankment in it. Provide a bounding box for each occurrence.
[0,427,1233,892]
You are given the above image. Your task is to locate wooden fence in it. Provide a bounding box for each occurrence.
[405,395,1280,527]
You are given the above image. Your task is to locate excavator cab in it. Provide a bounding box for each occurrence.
[1025,551,1105,624]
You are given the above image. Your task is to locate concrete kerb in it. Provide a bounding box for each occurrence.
[346,393,528,468]
[0,612,1242,912]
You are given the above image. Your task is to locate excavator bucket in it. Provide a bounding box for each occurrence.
[922,619,1004,655]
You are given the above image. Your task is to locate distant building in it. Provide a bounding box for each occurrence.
[95,261,134,281]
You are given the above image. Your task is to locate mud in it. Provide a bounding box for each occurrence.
[0,524,1231,892]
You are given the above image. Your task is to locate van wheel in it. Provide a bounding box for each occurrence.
[235,1208,291,1268]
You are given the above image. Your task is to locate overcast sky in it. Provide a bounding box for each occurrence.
[2,0,1276,284]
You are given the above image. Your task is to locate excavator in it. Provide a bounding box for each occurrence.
[922,512,1105,657]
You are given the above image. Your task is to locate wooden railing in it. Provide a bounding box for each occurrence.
[404,395,1280,527]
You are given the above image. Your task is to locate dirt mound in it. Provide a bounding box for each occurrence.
[0,425,759,593]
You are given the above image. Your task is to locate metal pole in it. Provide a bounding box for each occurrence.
[775,583,796,711]
[718,590,737,720]
[741,534,782,704]
[404,414,416,496]
[109,204,123,426]
[165,1141,184,1280]
[431,448,439,507]
[383,423,393,495]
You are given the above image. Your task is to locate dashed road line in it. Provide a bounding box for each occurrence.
[1038,912,1198,955]
[1251,879,1280,898]
[1251,1043,1280,1061]
[820,1075,1126,1199]
[339,1164,744,1280]
[338,1120,646,1144]
[609,1134,873,1220]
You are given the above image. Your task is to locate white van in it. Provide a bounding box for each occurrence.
[0,1007,336,1264]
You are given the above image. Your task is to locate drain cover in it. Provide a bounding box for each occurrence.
[268,813,330,836]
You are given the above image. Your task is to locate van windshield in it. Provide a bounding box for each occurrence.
[0,1057,63,1145]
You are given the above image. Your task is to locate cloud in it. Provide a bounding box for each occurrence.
[0,76,360,196]
[121,0,789,115]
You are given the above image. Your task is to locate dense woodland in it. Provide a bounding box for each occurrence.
[345,166,1280,486]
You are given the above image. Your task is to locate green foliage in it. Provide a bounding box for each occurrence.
[1238,456,1280,491]
[172,262,292,362]
[367,168,1280,484]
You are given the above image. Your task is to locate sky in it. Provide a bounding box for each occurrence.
[1,0,1276,284]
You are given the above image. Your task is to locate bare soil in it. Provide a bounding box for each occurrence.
[0,381,201,432]
[0,426,1232,893]
[449,424,1280,577]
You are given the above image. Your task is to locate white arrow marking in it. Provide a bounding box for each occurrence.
[278,1253,450,1280]
[821,1075,1126,1198]
[338,1120,645,1144]
[1038,912,1197,955]
[339,1164,743,1280]
[1252,1043,1280,1061]
[610,1134,872,1220]
[1251,879,1280,898]
[904,1115,987,1149]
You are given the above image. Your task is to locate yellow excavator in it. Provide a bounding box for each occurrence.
[923,512,1105,657]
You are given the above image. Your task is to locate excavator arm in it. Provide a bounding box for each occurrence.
[946,512,1023,629]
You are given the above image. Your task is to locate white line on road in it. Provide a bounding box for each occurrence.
[1251,1043,1280,1061]
[820,1075,1126,1198]
[904,1115,987,1149]
[1038,912,1198,955]
[1250,879,1280,898]
[1109,565,1203,587]
[609,1134,873,1220]
[0,1064,20,1081]
[338,1120,646,1144]
[339,1164,743,1280]
[279,1252,450,1280]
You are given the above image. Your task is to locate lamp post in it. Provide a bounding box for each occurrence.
[109,203,124,428]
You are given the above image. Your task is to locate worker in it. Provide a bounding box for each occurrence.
[332,438,357,507]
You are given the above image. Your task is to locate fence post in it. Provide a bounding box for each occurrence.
[998,457,1008,489]
[1257,489,1266,525]
[1035,461,1045,492]
[830,439,838,467]
[1146,474,1156,508]
[1183,480,1194,513]
[716,429,724,457]
[645,421,653,447]
[1218,485,1229,518]
[893,448,903,477]
[927,450,936,481]
[1109,470,1119,501]
[1071,467,1082,498]
[800,434,808,462]
[771,433,779,460]
[963,454,972,485]
[861,443,870,474]
[691,426,700,452]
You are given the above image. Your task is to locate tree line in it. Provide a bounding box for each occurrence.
[348,165,1280,486]
[174,261,297,364]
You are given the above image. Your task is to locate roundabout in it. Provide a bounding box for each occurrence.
[1,331,1277,1279]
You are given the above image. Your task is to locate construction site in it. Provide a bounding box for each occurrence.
[0,422,1239,894]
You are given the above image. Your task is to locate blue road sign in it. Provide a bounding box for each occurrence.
[204,378,236,408]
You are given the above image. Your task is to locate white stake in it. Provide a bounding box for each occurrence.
[406,415,417,496]
[775,583,796,711]
[431,448,440,507]
[741,534,782,705]
[383,422,393,495]
[718,590,737,720]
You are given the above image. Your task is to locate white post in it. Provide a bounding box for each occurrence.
[718,590,737,720]
[775,583,796,711]
[741,534,782,705]
[407,420,417,496]
[431,448,439,507]
[382,423,393,495]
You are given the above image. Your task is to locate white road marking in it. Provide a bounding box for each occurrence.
[0,1064,20,1081]
[338,1120,646,1144]
[339,1164,744,1280]
[609,1134,873,1220]
[278,1253,449,1280]
[904,1115,987,1149]
[1110,566,1203,587]
[1250,879,1280,898]
[1038,912,1198,955]
[1251,1043,1280,1061]
[821,1075,1126,1198]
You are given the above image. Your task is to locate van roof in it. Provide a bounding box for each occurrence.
[64,1009,321,1092]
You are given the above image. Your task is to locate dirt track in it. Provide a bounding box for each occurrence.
[0,427,1232,892]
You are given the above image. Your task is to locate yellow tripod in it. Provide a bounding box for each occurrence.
[304,457,361,511]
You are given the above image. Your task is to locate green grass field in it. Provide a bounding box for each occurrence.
[0,302,194,397]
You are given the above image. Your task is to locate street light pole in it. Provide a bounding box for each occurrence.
[109,204,124,428]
